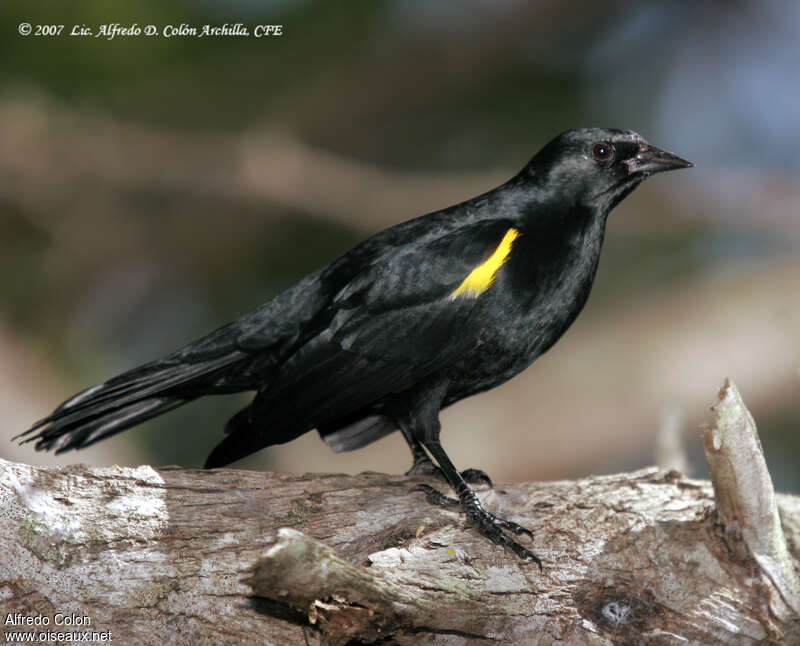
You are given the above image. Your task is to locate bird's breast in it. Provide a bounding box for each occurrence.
[443,221,605,400]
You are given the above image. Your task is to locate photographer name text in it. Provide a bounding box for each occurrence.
[3,612,112,642]
[18,22,284,39]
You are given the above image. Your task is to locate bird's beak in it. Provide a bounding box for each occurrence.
[625,143,694,176]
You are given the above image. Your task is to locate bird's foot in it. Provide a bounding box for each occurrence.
[406,459,492,487]
[462,493,541,567]
[411,485,541,567]
[411,483,459,507]
[405,457,441,477]
[460,468,493,487]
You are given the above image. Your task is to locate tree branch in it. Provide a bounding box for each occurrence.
[2,382,799,645]
[701,378,800,619]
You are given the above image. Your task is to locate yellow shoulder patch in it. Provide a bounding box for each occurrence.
[450,227,520,299]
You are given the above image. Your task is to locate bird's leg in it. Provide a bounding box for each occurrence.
[420,440,540,567]
[394,386,529,559]
[401,426,493,487]
[401,425,441,476]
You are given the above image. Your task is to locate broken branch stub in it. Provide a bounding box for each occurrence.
[245,528,411,644]
[701,377,800,618]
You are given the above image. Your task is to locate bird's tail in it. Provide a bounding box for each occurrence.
[15,351,246,454]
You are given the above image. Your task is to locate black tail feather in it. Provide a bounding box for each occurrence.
[204,426,260,469]
[205,403,311,468]
[204,404,265,468]
[16,350,250,454]
[34,396,187,453]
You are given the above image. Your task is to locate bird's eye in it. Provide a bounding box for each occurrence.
[592,142,615,163]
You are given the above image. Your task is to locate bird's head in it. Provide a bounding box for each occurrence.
[525,127,693,213]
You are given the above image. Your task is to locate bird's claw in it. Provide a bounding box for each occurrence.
[491,516,535,541]
[459,468,493,487]
[410,483,460,507]
[412,484,541,568]
[464,502,542,569]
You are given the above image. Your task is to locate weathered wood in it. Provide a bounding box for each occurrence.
[1,457,799,645]
[2,376,798,646]
[701,379,800,621]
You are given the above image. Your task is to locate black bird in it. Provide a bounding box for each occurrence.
[17,128,692,564]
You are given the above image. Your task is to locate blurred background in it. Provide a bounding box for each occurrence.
[1,0,798,492]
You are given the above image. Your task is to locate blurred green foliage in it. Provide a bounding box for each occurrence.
[1,0,797,488]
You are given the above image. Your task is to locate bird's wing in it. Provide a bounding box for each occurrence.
[252,217,521,429]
